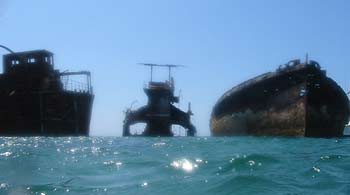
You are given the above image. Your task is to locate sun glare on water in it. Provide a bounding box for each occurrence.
[170,159,200,172]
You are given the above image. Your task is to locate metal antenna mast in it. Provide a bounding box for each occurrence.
[305,53,309,64]
[138,63,185,82]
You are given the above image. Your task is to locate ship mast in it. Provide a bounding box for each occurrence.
[305,53,309,64]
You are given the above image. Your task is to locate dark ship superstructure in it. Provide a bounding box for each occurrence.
[211,59,349,137]
[0,45,94,136]
[123,63,196,136]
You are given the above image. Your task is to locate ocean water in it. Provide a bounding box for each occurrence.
[0,137,349,195]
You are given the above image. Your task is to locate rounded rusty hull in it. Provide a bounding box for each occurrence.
[211,64,349,137]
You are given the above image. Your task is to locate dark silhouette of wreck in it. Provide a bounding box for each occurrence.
[0,45,93,136]
[211,59,349,137]
[123,63,196,136]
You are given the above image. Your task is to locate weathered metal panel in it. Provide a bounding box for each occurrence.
[211,60,349,137]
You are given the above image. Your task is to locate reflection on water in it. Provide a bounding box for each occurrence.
[0,137,349,195]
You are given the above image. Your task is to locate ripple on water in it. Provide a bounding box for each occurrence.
[312,166,321,173]
[0,152,12,157]
[0,137,349,195]
[216,153,277,174]
[0,183,9,189]
[141,181,148,187]
[153,142,166,147]
[103,160,123,170]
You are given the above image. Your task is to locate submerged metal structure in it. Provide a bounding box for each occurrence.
[211,59,349,137]
[0,45,94,136]
[123,63,196,136]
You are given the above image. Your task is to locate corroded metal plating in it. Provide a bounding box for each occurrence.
[211,60,349,137]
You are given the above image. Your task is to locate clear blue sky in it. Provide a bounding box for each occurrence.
[1,0,349,136]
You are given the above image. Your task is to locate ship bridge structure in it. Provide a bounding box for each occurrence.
[0,45,94,136]
[123,63,196,136]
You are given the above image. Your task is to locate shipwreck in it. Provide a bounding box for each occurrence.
[211,59,349,137]
[123,63,196,136]
[0,45,94,136]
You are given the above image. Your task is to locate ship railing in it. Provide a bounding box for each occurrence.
[59,71,93,94]
[144,81,173,90]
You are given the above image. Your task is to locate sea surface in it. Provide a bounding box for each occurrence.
[0,137,349,195]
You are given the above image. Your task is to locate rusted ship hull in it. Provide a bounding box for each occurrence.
[0,91,93,136]
[211,61,349,137]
